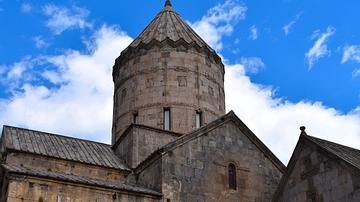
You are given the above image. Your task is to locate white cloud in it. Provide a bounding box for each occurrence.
[283,13,302,35]
[342,45,360,64]
[249,25,258,40]
[225,63,360,163]
[305,26,336,69]
[240,57,265,74]
[33,36,50,49]
[0,25,133,143]
[21,3,33,13]
[189,0,247,51]
[42,4,92,35]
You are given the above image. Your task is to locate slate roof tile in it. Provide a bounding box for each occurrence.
[129,2,214,52]
[307,135,360,169]
[2,125,130,171]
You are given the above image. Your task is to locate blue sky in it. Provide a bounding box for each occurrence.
[1,0,360,163]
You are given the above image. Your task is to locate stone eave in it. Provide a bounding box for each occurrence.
[3,164,162,198]
[134,111,286,175]
[272,134,360,202]
[112,37,224,81]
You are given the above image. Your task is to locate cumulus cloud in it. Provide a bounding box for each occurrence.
[249,25,258,40]
[240,57,265,74]
[225,63,360,163]
[189,0,247,51]
[305,26,335,69]
[342,45,360,64]
[283,13,302,35]
[0,25,133,143]
[42,4,92,35]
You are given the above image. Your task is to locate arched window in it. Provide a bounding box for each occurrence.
[228,163,236,190]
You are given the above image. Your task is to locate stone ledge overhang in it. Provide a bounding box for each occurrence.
[3,164,162,198]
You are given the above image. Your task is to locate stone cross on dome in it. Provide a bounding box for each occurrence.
[165,0,172,7]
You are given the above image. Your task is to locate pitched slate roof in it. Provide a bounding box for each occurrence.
[307,135,360,169]
[1,125,130,171]
[3,164,161,197]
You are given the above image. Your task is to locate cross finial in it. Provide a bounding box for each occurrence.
[165,0,172,7]
[300,126,307,136]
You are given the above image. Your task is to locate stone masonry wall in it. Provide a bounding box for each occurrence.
[6,153,130,184]
[136,157,163,193]
[112,47,225,144]
[113,125,181,168]
[280,144,360,201]
[5,177,161,202]
[137,120,283,202]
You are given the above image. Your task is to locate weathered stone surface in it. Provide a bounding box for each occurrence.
[273,134,360,202]
[136,114,284,202]
[6,177,161,202]
[113,124,182,168]
[112,48,225,144]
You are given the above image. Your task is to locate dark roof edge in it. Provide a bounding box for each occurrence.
[4,165,162,197]
[135,111,286,174]
[228,112,286,173]
[272,134,304,201]
[305,135,360,172]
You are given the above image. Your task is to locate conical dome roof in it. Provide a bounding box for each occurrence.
[115,0,222,67]
[129,0,214,52]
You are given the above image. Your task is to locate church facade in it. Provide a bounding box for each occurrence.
[1,1,360,201]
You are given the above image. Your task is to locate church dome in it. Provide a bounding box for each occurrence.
[112,0,225,144]
[128,1,215,53]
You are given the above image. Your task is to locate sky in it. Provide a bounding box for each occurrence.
[1,0,360,164]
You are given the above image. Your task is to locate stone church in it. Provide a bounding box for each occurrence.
[1,1,360,201]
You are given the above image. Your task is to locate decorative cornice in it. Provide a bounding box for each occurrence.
[112,38,224,79]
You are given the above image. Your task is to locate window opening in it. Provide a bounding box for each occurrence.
[228,163,236,190]
[164,108,171,130]
[133,113,139,124]
[196,112,201,129]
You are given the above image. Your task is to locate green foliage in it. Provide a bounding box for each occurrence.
[38,196,44,202]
